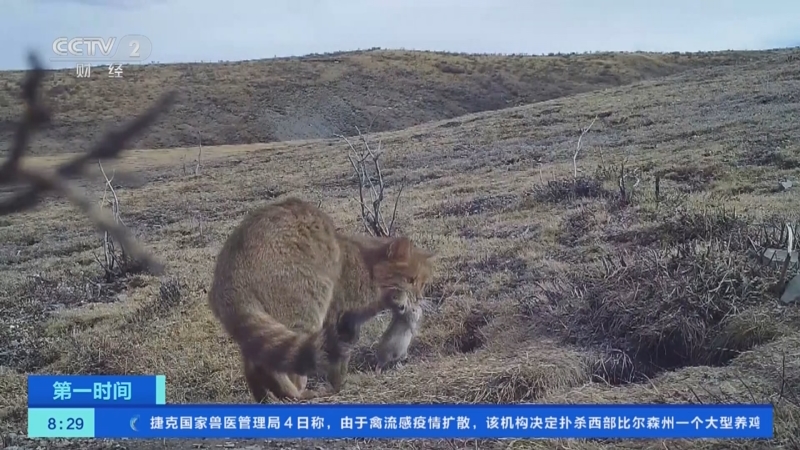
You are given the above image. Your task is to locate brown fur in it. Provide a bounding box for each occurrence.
[376,302,423,371]
[208,197,434,401]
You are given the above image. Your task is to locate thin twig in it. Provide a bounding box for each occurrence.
[387,178,406,236]
[573,115,598,179]
[195,131,202,176]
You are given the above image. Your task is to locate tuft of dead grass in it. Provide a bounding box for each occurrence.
[646,207,750,247]
[327,345,593,405]
[534,334,800,450]
[656,164,721,193]
[536,224,796,382]
[528,176,613,205]
[558,204,604,247]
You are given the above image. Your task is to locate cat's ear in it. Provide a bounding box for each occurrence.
[387,237,412,262]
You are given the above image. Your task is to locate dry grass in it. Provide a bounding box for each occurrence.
[0,48,782,156]
[1,48,800,449]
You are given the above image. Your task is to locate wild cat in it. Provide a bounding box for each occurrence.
[207,197,434,401]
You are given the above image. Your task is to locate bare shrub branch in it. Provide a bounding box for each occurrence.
[97,161,120,276]
[339,127,405,237]
[195,131,202,177]
[616,162,641,206]
[0,52,175,275]
[94,161,144,282]
[573,115,598,179]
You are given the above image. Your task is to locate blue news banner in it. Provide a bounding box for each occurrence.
[28,375,774,439]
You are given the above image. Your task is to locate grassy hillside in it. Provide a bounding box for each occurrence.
[0,48,783,156]
[1,47,800,449]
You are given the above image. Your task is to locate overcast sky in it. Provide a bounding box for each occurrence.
[1,0,799,71]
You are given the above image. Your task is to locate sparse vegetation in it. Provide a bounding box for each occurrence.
[529,176,613,204]
[2,47,800,450]
[537,231,794,380]
[0,48,785,156]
